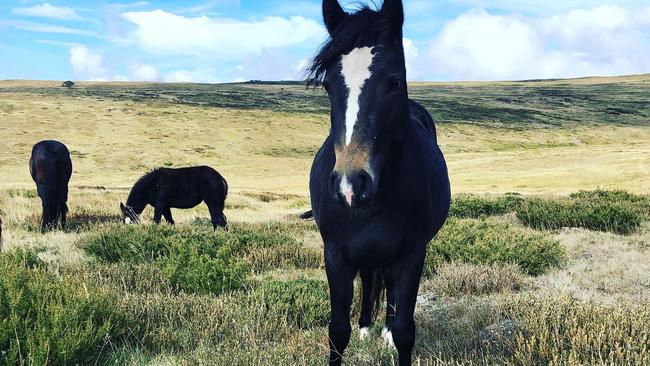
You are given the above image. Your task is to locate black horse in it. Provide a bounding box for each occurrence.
[120,166,228,229]
[307,1,450,365]
[29,140,73,232]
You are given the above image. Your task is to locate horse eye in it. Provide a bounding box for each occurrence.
[389,78,401,92]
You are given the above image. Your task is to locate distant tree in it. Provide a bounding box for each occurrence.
[62,81,75,89]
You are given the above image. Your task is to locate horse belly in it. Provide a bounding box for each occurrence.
[171,195,202,209]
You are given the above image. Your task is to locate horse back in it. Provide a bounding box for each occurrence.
[409,99,437,140]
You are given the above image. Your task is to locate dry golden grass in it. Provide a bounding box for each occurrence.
[531,227,650,304]
[1,80,649,195]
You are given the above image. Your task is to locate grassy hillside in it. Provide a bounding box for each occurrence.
[1,76,649,194]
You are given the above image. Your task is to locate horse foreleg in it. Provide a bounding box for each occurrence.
[325,248,355,366]
[153,206,163,224]
[386,246,426,366]
[163,208,175,225]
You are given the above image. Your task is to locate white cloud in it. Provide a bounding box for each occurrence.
[163,69,221,83]
[121,10,325,60]
[420,6,650,81]
[12,3,80,20]
[69,46,108,80]
[4,20,93,35]
[130,63,159,81]
[231,48,306,81]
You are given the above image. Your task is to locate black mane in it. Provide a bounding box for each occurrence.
[127,169,159,203]
[306,5,396,86]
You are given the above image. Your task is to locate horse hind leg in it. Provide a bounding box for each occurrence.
[206,201,227,229]
[358,269,375,339]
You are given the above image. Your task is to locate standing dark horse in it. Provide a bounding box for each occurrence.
[120,166,228,229]
[307,1,450,365]
[29,140,73,232]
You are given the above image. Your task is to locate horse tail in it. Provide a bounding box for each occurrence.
[37,158,59,229]
[299,210,314,220]
[220,175,229,200]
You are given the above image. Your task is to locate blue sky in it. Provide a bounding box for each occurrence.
[1,0,649,82]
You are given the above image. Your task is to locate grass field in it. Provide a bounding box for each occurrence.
[0,76,649,365]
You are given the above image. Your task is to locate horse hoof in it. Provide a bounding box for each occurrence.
[359,327,370,340]
[382,327,395,349]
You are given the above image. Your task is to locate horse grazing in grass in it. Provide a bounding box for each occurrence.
[29,140,73,232]
[120,166,228,229]
[307,1,451,364]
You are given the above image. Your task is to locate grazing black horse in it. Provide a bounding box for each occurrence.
[120,166,228,229]
[29,140,73,231]
[307,1,450,365]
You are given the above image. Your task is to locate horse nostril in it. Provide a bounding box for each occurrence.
[329,172,339,196]
[358,170,373,204]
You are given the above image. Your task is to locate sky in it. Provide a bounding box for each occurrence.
[0,0,649,82]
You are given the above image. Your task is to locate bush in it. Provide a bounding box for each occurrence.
[426,218,564,276]
[450,193,524,218]
[84,225,249,295]
[516,197,642,235]
[250,279,330,329]
[570,189,650,218]
[0,250,131,365]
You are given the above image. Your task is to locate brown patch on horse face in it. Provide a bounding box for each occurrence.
[334,141,371,174]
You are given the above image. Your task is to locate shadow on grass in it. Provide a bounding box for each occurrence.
[23,212,122,233]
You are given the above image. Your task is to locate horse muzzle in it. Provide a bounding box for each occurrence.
[329,169,374,209]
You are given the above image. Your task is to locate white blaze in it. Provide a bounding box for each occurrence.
[340,174,353,206]
[341,47,375,146]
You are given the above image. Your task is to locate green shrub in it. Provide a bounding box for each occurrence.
[426,218,564,276]
[450,193,524,218]
[84,225,248,295]
[250,279,330,329]
[0,250,131,365]
[517,197,642,235]
[570,189,650,218]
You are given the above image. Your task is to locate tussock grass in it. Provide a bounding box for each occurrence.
[503,296,650,366]
[427,218,564,276]
[249,279,330,329]
[421,262,526,297]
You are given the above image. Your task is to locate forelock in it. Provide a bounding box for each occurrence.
[306,6,395,86]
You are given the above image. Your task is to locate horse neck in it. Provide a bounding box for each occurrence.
[127,174,155,214]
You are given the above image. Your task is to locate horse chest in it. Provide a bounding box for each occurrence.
[320,213,422,267]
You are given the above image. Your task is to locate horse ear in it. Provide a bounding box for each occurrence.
[323,0,347,35]
[381,0,404,36]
